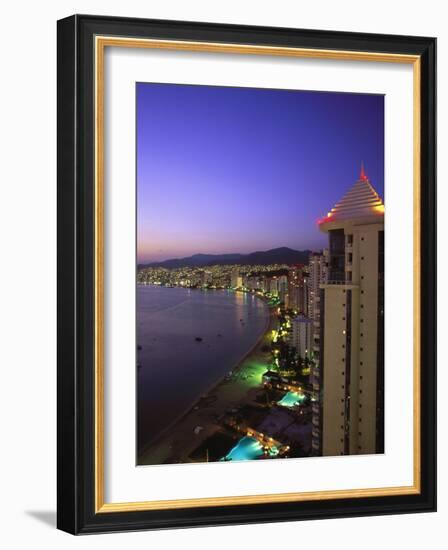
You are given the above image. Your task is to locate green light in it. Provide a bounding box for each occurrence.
[221,436,264,461]
[278,391,306,408]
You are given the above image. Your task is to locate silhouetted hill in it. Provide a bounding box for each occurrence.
[140,247,311,269]
[244,247,310,266]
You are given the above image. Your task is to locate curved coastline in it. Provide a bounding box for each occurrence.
[138,290,276,465]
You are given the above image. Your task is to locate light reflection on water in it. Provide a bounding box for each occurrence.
[137,286,269,453]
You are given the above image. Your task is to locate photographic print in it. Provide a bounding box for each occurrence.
[136,83,385,466]
[58,17,436,533]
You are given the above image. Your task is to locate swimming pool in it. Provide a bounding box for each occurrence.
[221,436,264,461]
[278,391,306,408]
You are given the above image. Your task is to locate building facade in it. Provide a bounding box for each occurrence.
[287,266,309,314]
[312,166,384,457]
[308,251,328,322]
[231,267,243,289]
[278,275,288,304]
[288,315,313,360]
[308,251,328,447]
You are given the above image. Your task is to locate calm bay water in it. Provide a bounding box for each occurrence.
[137,285,269,452]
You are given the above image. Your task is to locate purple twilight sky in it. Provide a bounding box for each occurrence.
[136,83,384,264]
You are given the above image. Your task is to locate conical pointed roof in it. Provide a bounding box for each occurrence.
[318,165,384,227]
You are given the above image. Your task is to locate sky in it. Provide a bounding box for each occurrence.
[137,83,384,264]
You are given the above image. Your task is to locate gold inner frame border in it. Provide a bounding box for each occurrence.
[94,36,421,513]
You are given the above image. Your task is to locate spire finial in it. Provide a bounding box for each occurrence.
[360,161,368,181]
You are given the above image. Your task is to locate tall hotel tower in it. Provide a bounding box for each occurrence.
[312,165,384,457]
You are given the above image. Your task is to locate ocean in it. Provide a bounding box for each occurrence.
[137,285,270,452]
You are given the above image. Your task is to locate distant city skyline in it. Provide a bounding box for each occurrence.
[137,83,384,263]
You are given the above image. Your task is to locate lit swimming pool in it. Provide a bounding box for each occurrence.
[221,436,264,461]
[278,391,306,408]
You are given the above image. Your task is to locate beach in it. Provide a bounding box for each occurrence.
[137,286,271,453]
[138,305,277,465]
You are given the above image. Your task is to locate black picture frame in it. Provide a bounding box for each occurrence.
[57,14,436,534]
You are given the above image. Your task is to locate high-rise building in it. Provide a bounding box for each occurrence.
[309,251,328,432]
[287,266,304,311]
[231,267,243,289]
[308,251,328,322]
[245,275,258,291]
[312,165,384,457]
[269,277,279,296]
[288,315,313,360]
[300,268,310,316]
[278,275,288,304]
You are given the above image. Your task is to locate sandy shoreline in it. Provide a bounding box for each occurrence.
[138,299,277,465]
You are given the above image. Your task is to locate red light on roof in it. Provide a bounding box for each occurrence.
[317,214,333,225]
[360,161,369,182]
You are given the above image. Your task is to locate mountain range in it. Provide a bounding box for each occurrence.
[140,247,311,269]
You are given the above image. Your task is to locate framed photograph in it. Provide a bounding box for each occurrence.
[57,15,436,534]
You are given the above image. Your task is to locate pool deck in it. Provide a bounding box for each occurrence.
[138,308,278,466]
